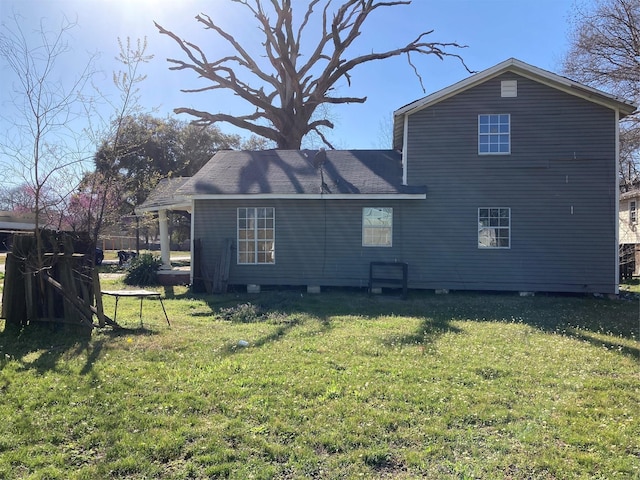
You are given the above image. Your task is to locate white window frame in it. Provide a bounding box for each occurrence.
[630,200,637,224]
[478,114,511,155]
[478,207,511,249]
[237,207,275,264]
[362,207,393,247]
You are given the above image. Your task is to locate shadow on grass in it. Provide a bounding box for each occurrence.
[217,318,302,357]
[566,328,639,358]
[191,287,639,360]
[403,291,639,359]
[0,323,159,375]
[392,316,463,347]
[4,287,636,372]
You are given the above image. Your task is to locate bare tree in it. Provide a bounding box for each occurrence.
[374,112,394,149]
[156,0,470,149]
[562,0,640,188]
[83,37,153,246]
[0,13,97,268]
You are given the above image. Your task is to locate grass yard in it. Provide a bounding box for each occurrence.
[0,279,638,479]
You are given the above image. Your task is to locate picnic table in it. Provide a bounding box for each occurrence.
[101,289,171,327]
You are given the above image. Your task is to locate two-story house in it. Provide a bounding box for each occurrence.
[137,58,636,294]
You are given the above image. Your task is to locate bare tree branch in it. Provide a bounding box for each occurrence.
[156,0,470,149]
[174,107,279,141]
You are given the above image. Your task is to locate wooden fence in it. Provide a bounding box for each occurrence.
[1,232,114,334]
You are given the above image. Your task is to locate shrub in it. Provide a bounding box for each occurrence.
[218,302,263,323]
[217,303,300,325]
[123,253,162,286]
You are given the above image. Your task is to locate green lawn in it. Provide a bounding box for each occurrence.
[0,282,638,479]
[621,278,640,294]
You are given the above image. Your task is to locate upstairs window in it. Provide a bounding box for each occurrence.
[478,208,510,249]
[479,114,510,154]
[630,200,637,224]
[237,207,275,264]
[363,207,393,247]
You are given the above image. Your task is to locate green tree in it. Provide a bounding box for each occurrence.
[156,0,469,149]
[92,114,240,230]
[176,122,242,176]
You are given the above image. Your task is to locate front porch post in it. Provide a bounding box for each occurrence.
[158,209,171,270]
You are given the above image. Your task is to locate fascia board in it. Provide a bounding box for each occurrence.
[135,202,192,213]
[189,193,426,200]
[509,66,636,116]
[393,59,515,117]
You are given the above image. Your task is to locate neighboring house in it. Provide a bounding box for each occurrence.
[138,58,636,294]
[619,189,640,277]
[0,211,39,251]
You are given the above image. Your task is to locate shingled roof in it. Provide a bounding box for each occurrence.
[136,177,191,213]
[137,150,426,212]
[180,149,425,197]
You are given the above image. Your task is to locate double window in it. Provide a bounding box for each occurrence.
[630,200,637,224]
[478,208,510,249]
[479,114,510,154]
[363,207,393,247]
[237,207,275,264]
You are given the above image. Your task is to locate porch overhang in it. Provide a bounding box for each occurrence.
[134,201,192,214]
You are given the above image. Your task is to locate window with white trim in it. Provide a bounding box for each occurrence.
[479,114,510,154]
[237,207,275,264]
[478,208,510,249]
[630,200,637,224]
[363,207,392,247]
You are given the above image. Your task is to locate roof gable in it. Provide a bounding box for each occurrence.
[395,58,636,117]
[392,58,637,149]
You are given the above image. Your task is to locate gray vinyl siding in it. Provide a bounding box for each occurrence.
[193,73,619,294]
[392,116,404,151]
[193,198,418,288]
[404,73,618,293]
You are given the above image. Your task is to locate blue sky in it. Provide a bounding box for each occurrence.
[1,0,580,152]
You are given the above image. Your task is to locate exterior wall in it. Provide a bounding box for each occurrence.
[192,73,620,294]
[393,116,404,151]
[193,198,420,288]
[404,72,618,293]
[619,197,640,244]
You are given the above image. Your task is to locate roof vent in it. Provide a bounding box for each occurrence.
[501,80,517,98]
